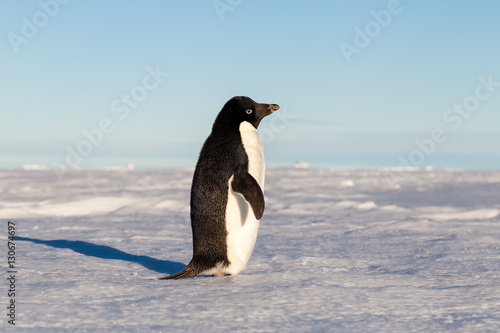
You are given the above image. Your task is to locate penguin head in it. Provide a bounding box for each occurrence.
[218,96,280,129]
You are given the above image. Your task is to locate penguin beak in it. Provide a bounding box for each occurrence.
[268,104,280,113]
[253,103,279,128]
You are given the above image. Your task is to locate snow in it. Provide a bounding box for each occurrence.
[421,208,500,221]
[3,168,500,331]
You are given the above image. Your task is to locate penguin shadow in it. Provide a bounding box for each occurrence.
[16,236,186,276]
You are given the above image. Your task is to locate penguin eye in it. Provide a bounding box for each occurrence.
[246,109,253,114]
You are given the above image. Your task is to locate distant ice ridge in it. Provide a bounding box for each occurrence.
[380,165,434,172]
[98,164,136,171]
[421,208,500,221]
[22,163,136,171]
[23,164,49,170]
[292,161,310,169]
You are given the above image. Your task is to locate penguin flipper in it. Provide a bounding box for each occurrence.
[231,172,265,220]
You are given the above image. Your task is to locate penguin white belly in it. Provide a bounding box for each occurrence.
[224,121,265,275]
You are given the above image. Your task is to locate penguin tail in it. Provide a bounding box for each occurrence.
[158,261,200,280]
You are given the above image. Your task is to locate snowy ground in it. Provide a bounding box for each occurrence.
[2,167,500,332]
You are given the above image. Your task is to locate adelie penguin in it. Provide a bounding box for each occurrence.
[160,96,279,279]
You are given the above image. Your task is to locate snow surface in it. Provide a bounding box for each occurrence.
[2,168,500,332]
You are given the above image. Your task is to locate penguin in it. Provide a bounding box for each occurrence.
[160,96,279,279]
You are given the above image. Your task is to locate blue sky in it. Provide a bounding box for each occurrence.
[1,0,499,170]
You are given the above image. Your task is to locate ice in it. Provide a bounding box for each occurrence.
[355,201,378,210]
[340,179,355,187]
[292,161,310,169]
[3,168,500,331]
[32,196,141,217]
[22,164,49,170]
[421,208,500,221]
